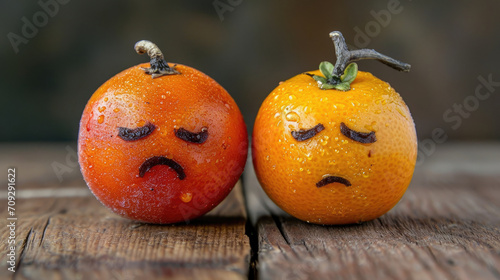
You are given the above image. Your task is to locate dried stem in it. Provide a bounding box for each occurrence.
[134,40,179,78]
[329,31,411,77]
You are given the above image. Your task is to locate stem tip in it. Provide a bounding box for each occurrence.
[134,40,179,78]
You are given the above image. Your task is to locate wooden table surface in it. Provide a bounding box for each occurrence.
[0,142,499,280]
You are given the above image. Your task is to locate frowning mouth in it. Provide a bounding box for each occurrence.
[139,156,186,179]
[316,176,351,188]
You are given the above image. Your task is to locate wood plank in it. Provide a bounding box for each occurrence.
[0,143,250,280]
[245,142,500,280]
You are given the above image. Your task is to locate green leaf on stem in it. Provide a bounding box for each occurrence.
[334,82,351,91]
[312,75,327,85]
[311,61,358,91]
[320,83,336,90]
[319,61,334,80]
[340,63,358,84]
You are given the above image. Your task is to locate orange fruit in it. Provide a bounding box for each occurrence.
[78,40,248,224]
[252,31,417,225]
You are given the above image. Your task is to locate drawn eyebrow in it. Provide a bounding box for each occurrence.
[175,127,208,144]
[118,122,156,141]
[291,124,325,141]
[340,122,376,144]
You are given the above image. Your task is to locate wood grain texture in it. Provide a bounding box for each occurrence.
[0,144,250,280]
[245,142,500,280]
[2,142,500,279]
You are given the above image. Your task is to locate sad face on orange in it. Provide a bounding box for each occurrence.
[79,41,248,224]
[252,31,417,225]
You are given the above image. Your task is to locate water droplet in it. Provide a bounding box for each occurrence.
[104,97,108,102]
[396,107,407,118]
[98,106,106,113]
[364,121,378,132]
[299,168,304,172]
[289,94,295,100]
[362,172,370,178]
[274,112,280,118]
[137,120,146,127]
[333,103,345,110]
[306,169,312,175]
[272,165,276,170]
[265,155,270,161]
[289,179,294,184]
[274,95,279,100]
[161,95,166,99]
[97,115,105,124]
[285,112,300,122]
[180,192,192,203]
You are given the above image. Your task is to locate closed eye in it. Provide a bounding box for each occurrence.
[340,122,376,144]
[175,127,208,144]
[291,123,325,141]
[118,122,156,141]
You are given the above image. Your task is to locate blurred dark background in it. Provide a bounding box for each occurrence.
[1,0,499,142]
